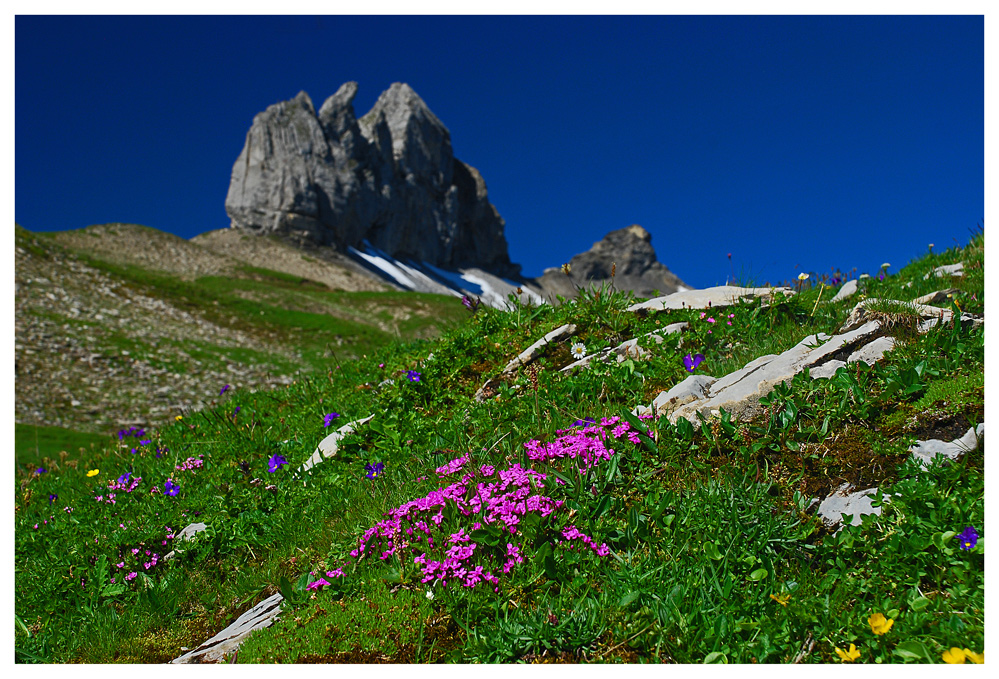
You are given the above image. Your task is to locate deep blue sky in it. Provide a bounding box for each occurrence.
[15,15,983,288]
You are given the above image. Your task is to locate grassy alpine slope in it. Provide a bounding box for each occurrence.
[14,232,984,663]
[14,223,463,443]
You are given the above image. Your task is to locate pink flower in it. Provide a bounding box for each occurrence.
[707,317,716,323]
[306,577,331,591]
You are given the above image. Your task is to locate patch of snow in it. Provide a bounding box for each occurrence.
[460,272,512,309]
[346,243,546,310]
[422,262,482,295]
[393,259,462,297]
[348,245,416,289]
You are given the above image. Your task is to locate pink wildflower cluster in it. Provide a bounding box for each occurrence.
[174,456,204,472]
[561,524,611,556]
[113,543,164,581]
[435,455,470,476]
[315,419,645,594]
[525,415,647,468]
[345,458,568,590]
[306,566,347,591]
[698,310,737,332]
[107,475,142,493]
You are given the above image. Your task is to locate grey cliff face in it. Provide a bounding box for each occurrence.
[535,225,688,300]
[225,82,519,277]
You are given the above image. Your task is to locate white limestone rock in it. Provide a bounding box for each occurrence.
[502,323,577,373]
[841,298,982,335]
[162,522,209,562]
[560,322,687,373]
[923,262,964,280]
[909,424,984,469]
[300,414,376,473]
[663,320,884,424]
[912,288,961,306]
[809,360,847,380]
[816,483,887,531]
[652,374,718,413]
[846,336,896,366]
[829,279,859,303]
[171,593,285,663]
[626,286,795,313]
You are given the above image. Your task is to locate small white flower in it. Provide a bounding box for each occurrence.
[426,590,434,600]
[570,342,587,359]
[881,262,891,269]
[797,272,809,281]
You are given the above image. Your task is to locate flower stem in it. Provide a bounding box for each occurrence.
[810,283,825,317]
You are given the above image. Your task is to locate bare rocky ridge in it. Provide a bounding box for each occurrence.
[190,228,390,292]
[15,221,465,435]
[47,223,236,280]
[47,222,391,292]
[15,228,300,434]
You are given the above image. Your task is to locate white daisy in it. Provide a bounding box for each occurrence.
[570,342,587,359]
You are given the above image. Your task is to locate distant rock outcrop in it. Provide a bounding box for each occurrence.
[533,225,688,300]
[225,82,519,278]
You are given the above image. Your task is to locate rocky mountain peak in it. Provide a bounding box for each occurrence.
[581,224,662,278]
[225,82,518,277]
[317,81,359,139]
[533,224,688,300]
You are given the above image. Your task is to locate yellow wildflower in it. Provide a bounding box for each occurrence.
[770,593,790,606]
[175,415,183,421]
[867,612,893,635]
[86,469,99,477]
[942,647,965,664]
[835,643,860,662]
[963,649,983,664]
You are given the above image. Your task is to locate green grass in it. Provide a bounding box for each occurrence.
[15,423,113,471]
[14,231,984,664]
